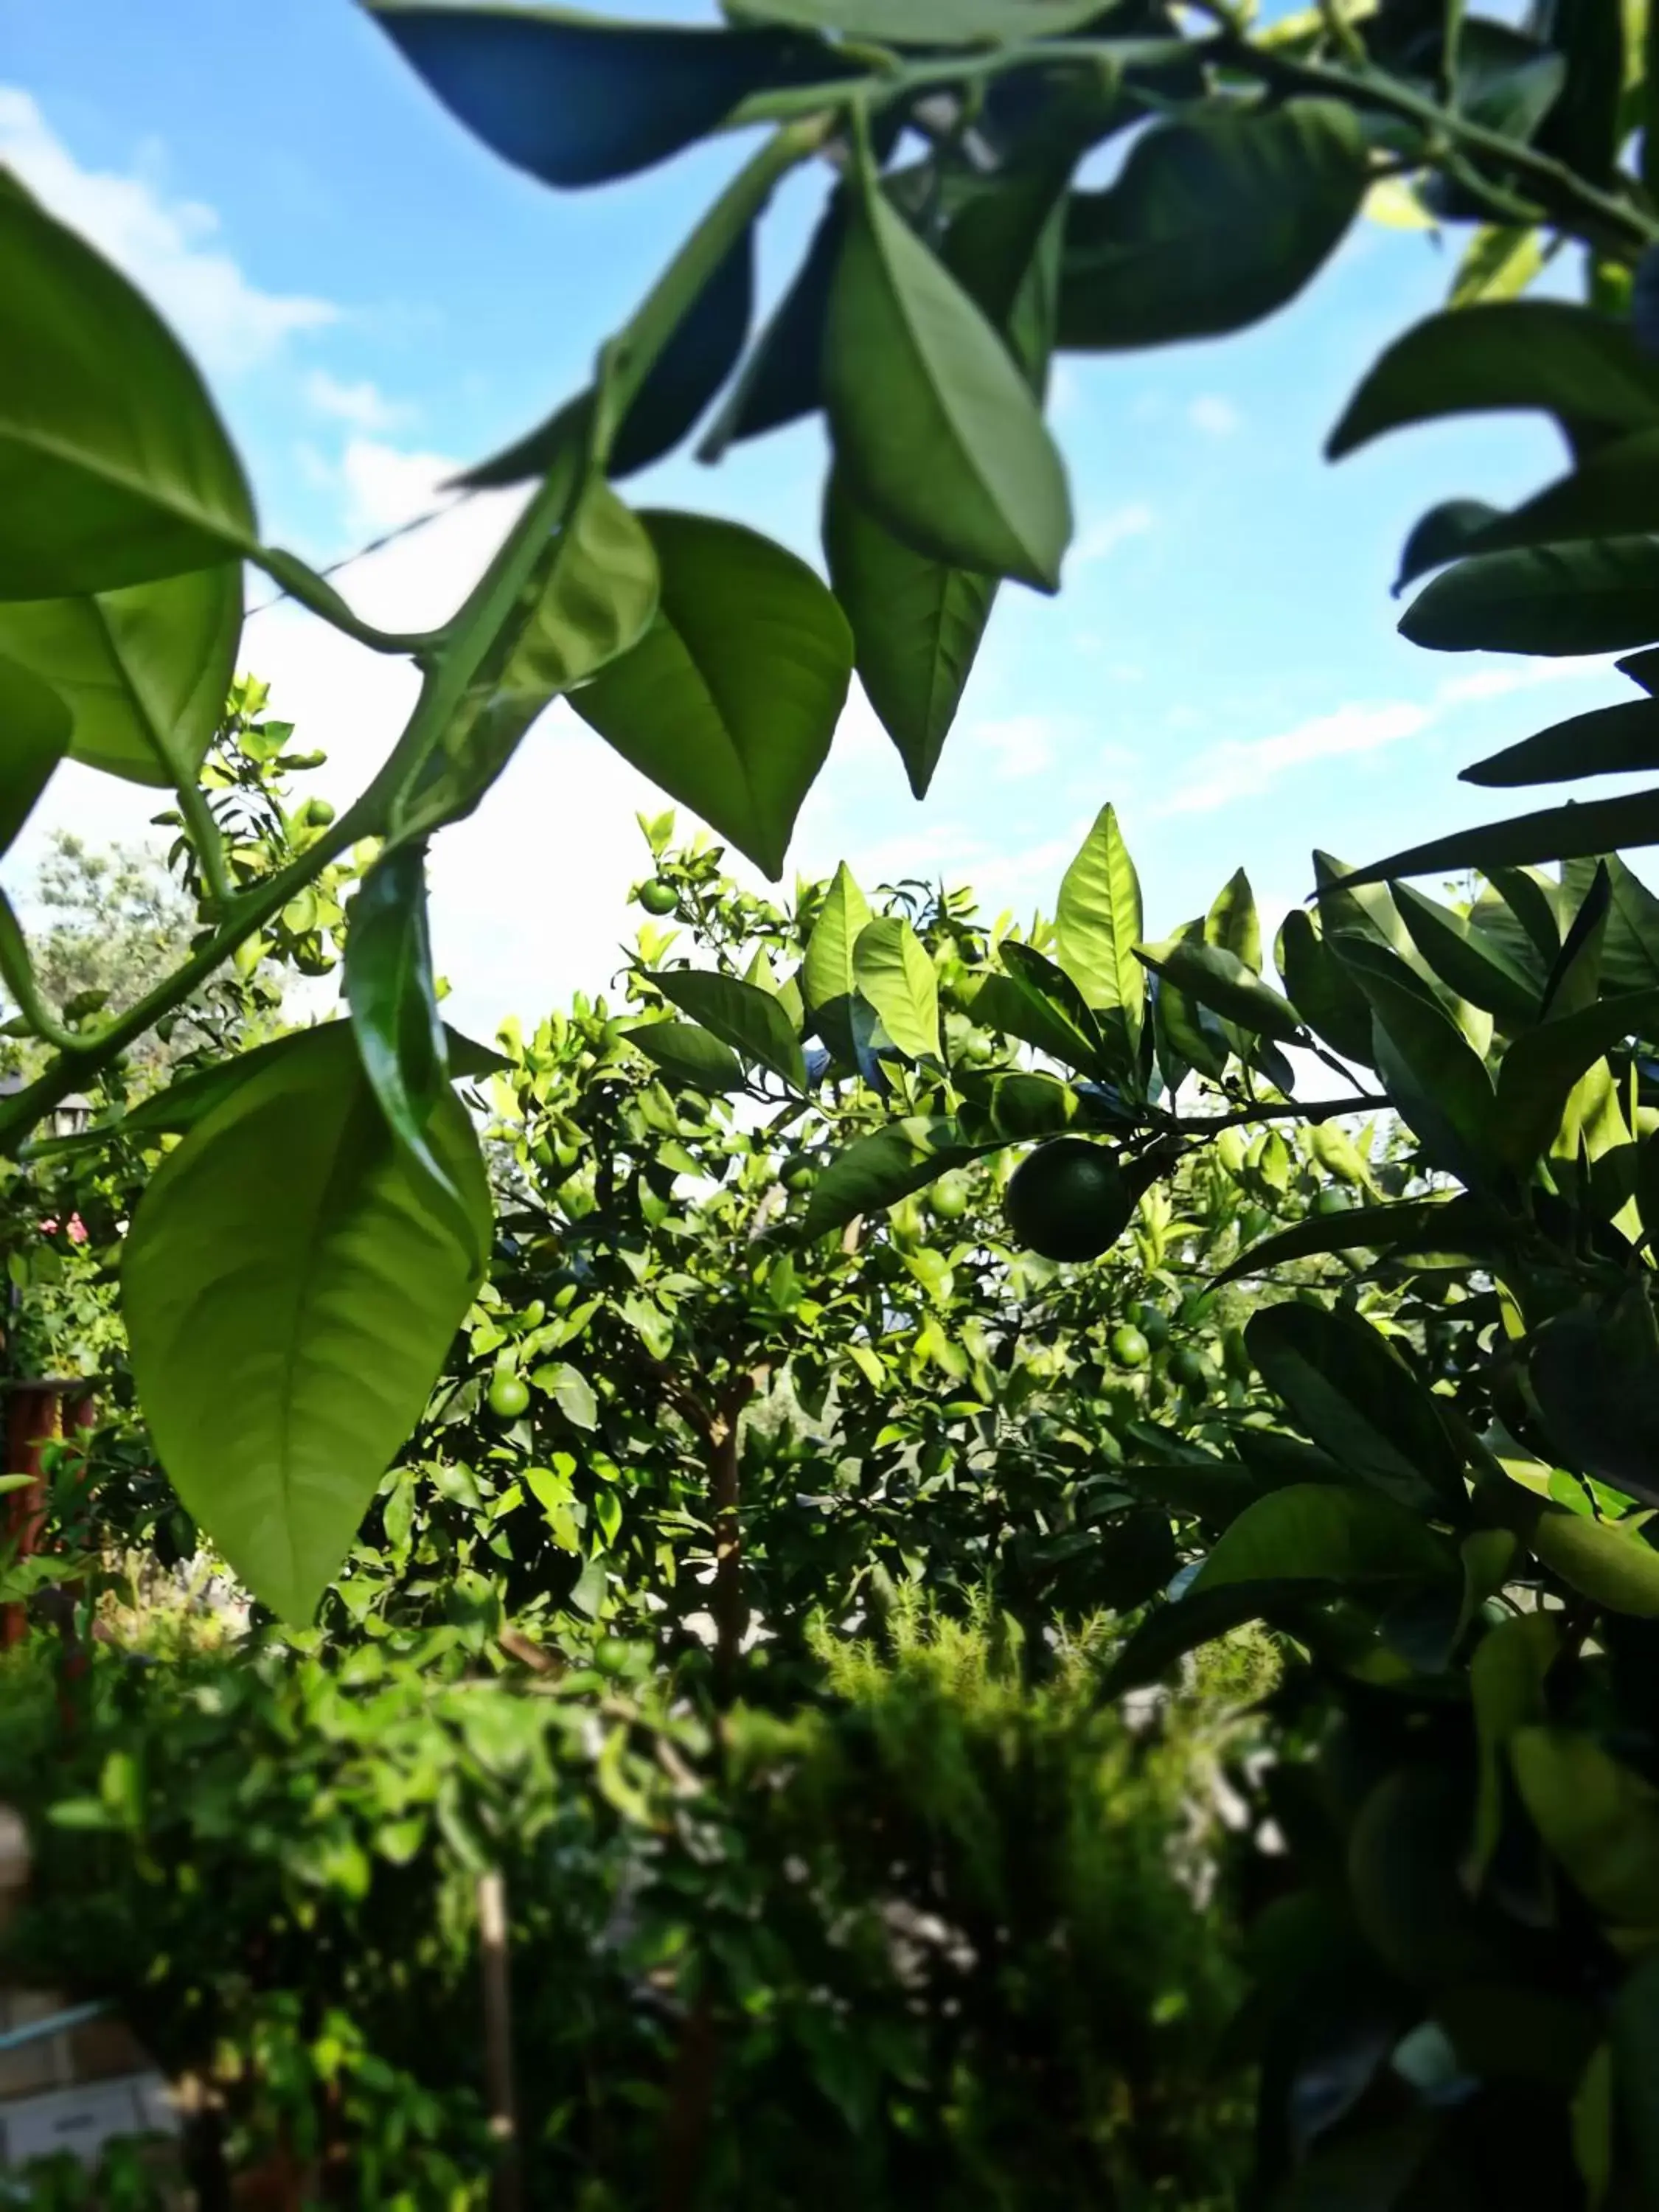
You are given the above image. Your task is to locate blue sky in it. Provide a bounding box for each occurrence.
[0,0,1633,1035]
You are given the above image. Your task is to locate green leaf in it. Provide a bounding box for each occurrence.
[0,655,70,858]
[1461,427,1659,560]
[1343,788,1659,886]
[1448,224,1545,307]
[801,860,872,1065]
[1217,1196,1490,1286]
[122,1024,490,1621]
[393,467,659,847]
[824,168,1071,590]
[1193,1483,1453,1592]
[1528,1507,1659,1617]
[1105,1578,1317,1692]
[1393,498,1505,595]
[0,566,241,787]
[1335,939,1498,1178]
[1463,696,1659,788]
[622,1020,745,1093]
[1328,302,1659,462]
[1529,1298,1659,1506]
[1613,1955,1659,2198]
[1400,539,1659,657]
[1245,1302,1470,1516]
[1533,0,1624,181]
[966,970,1096,1071]
[1481,866,1562,965]
[993,940,1104,1073]
[1206,867,1262,972]
[1467,1613,1557,1888]
[1511,1727,1659,1926]
[345,844,454,1200]
[571,512,851,879]
[854,915,941,1062]
[0,185,255,597]
[1054,802,1145,1070]
[1393,880,1540,1028]
[800,1117,995,1239]
[1275,908,1374,1065]
[1495,989,1659,1168]
[1058,102,1367,351]
[650,969,806,1089]
[1600,853,1659,993]
[700,199,843,462]
[1137,938,1301,1044]
[727,0,1108,37]
[369,4,852,187]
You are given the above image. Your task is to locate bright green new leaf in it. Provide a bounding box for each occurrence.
[0,184,256,598]
[1057,102,1368,349]
[345,845,455,1199]
[1193,1483,1453,1593]
[1138,938,1301,1044]
[1511,1727,1659,1927]
[1401,539,1659,657]
[1495,988,1659,1168]
[122,1024,490,1621]
[855,915,942,1062]
[801,860,872,1065]
[801,1117,995,1239]
[0,565,242,787]
[650,968,806,1089]
[572,512,851,879]
[824,173,1071,590]
[1055,803,1145,1071]
[622,1020,745,1093]
[0,655,70,858]
[1245,1301,1469,1516]
[1206,869,1262,973]
[1449,223,1545,307]
[1528,1507,1659,1617]
[1329,302,1659,462]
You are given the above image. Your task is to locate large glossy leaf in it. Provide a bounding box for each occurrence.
[0,566,241,787]
[1245,1303,1469,1516]
[1400,539,1659,656]
[462,229,754,487]
[801,861,872,1065]
[393,468,659,846]
[854,915,941,1062]
[369,4,850,187]
[571,512,852,879]
[1463,697,1659,788]
[1217,1196,1491,1286]
[0,655,70,858]
[1328,303,1659,462]
[1599,854,1659,993]
[1276,909,1374,1065]
[1392,881,1540,1028]
[1336,938,1498,1179]
[1057,102,1367,349]
[622,1020,745,1093]
[1345,789,1659,886]
[1206,867,1262,971]
[1193,1482,1453,1591]
[1511,1727,1659,1926]
[345,844,453,1198]
[0,187,255,598]
[824,172,1071,591]
[1137,938,1301,1043]
[122,1024,490,1620]
[800,1116,996,1239]
[1055,802,1145,1071]
[1393,498,1506,595]
[1495,988,1659,1168]
[727,0,1109,36]
[995,940,1103,1072]
[1528,1507,1659,1618]
[1464,428,1659,559]
[651,968,805,1089]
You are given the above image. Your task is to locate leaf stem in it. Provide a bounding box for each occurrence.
[172,776,234,910]
[249,547,446,657]
[0,894,86,1055]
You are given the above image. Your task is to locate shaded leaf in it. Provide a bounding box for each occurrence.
[0,655,70,859]
[1401,538,1659,657]
[1344,788,1659,886]
[700,198,843,460]
[651,968,806,1088]
[572,512,852,879]
[1218,1197,1492,1286]
[1463,696,1659,787]
[1496,987,1659,1168]
[1138,937,1301,1043]
[1530,1297,1659,1504]
[345,844,454,1199]
[1276,908,1375,1065]
[1393,880,1540,1027]
[1193,1483,1453,1591]
[622,1020,745,1093]
[801,1117,997,1239]
[1511,1727,1659,1924]
[1393,498,1506,595]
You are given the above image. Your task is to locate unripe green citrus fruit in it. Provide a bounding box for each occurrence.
[1005,1138,1132,1262]
[636,880,678,916]
[1110,1323,1151,1368]
[488,1371,531,1420]
[929,1169,973,1221]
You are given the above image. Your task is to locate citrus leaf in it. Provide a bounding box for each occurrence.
[801,860,872,1065]
[1138,938,1301,1043]
[995,939,1104,1071]
[369,4,852,187]
[122,1023,490,1621]
[1343,787,1659,886]
[1393,881,1540,1027]
[1400,539,1659,656]
[1528,1507,1659,1617]
[0,566,242,787]
[1495,988,1659,1168]
[824,170,1071,591]
[650,969,806,1089]
[1276,908,1376,1065]
[345,844,455,1200]
[0,655,70,859]
[1511,1727,1659,1926]
[1463,696,1659,790]
[1058,102,1368,349]
[571,512,852,880]
[1193,1483,1453,1592]
[1055,802,1145,1071]
[1336,938,1498,1179]
[1329,302,1659,462]
[0,185,255,597]
[854,915,942,1062]
[1105,1578,1317,1693]
[801,1116,997,1239]
[1392,498,1506,595]
[623,1020,745,1093]
[727,0,1109,38]
[1217,1197,1492,1286]
[1245,1302,1470,1516]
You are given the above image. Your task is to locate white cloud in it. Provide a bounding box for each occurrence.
[1161,700,1432,817]
[305,371,415,435]
[1070,502,1154,568]
[973,712,1057,782]
[335,437,462,541]
[1189,394,1241,437]
[1435,653,1613,706]
[0,85,335,375]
